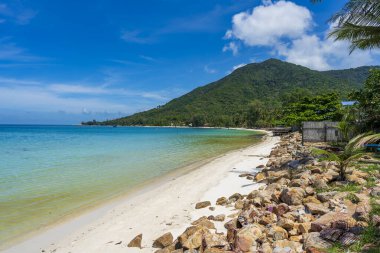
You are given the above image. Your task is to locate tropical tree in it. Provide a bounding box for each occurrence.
[328,0,380,52]
[350,69,380,131]
[313,133,380,181]
[281,93,343,127]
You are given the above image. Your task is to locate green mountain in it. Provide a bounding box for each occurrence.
[92,59,376,127]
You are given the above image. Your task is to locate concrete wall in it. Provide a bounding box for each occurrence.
[302,121,342,143]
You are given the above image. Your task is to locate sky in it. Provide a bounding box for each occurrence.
[0,0,379,124]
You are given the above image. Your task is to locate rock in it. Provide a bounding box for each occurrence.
[204,233,228,249]
[195,201,211,209]
[255,172,266,182]
[303,196,321,204]
[178,226,210,250]
[290,179,309,188]
[320,228,344,242]
[229,193,243,202]
[259,212,278,226]
[339,232,359,246]
[298,222,311,234]
[347,174,366,185]
[372,215,380,227]
[305,187,315,196]
[305,202,330,215]
[331,217,356,230]
[216,197,227,206]
[261,242,273,253]
[268,226,288,241]
[191,216,215,229]
[370,187,380,197]
[274,203,290,216]
[303,232,332,251]
[209,206,215,211]
[272,240,303,253]
[316,192,337,203]
[289,235,302,242]
[311,167,323,174]
[127,234,142,248]
[277,218,295,230]
[153,232,174,249]
[235,200,244,209]
[224,218,241,230]
[306,247,327,253]
[313,179,328,190]
[280,188,306,206]
[354,202,371,222]
[209,214,225,222]
[235,224,263,252]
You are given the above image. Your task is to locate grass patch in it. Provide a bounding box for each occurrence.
[358,164,380,174]
[346,192,360,204]
[327,243,345,253]
[366,176,378,188]
[333,183,361,193]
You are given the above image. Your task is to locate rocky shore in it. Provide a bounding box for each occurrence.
[129,133,380,253]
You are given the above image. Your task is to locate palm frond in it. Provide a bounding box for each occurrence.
[311,148,340,162]
[328,0,380,52]
[351,133,380,149]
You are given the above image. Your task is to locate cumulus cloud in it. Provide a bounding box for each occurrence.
[225,1,312,46]
[223,42,239,55]
[276,25,380,70]
[224,0,380,70]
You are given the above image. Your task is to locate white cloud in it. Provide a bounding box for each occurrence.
[204,65,217,74]
[223,42,239,55]
[232,63,247,71]
[0,78,169,115]
[0,3,37,25]
[277,25,380,70]
[226,1,312,46]
[225,1,380,70]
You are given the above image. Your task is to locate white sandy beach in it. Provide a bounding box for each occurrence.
[4,133,279,253]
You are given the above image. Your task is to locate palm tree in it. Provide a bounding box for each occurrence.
[328,0,380,52]
[313,133,380,181]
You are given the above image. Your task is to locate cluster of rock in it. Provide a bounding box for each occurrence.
[129,133,380,252]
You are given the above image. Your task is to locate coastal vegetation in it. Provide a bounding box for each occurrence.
[83,59,377,128]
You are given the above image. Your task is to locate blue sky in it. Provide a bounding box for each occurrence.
[0,0,379,124]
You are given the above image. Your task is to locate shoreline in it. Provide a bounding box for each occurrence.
[2,130,274,253]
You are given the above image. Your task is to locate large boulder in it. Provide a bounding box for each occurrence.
[280,188,306,206]
[268,226,288,241]
[316,192,337,203]
[216,197,227,206]
[153,232,174,249]
[203,233,229,249]
[234,224,263,252]
[272,240,303,253]
[303,232,332,251]
[305,203,330,215]
[178,226,210,250]
[195,201,211,209]
[127,234,142,248]
[191,216,215,229]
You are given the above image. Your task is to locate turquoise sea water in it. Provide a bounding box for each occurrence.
[0,125,262,246]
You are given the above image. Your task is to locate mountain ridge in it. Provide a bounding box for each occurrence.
[87,59,377,127]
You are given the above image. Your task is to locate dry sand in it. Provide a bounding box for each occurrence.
[3,133,279,253]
